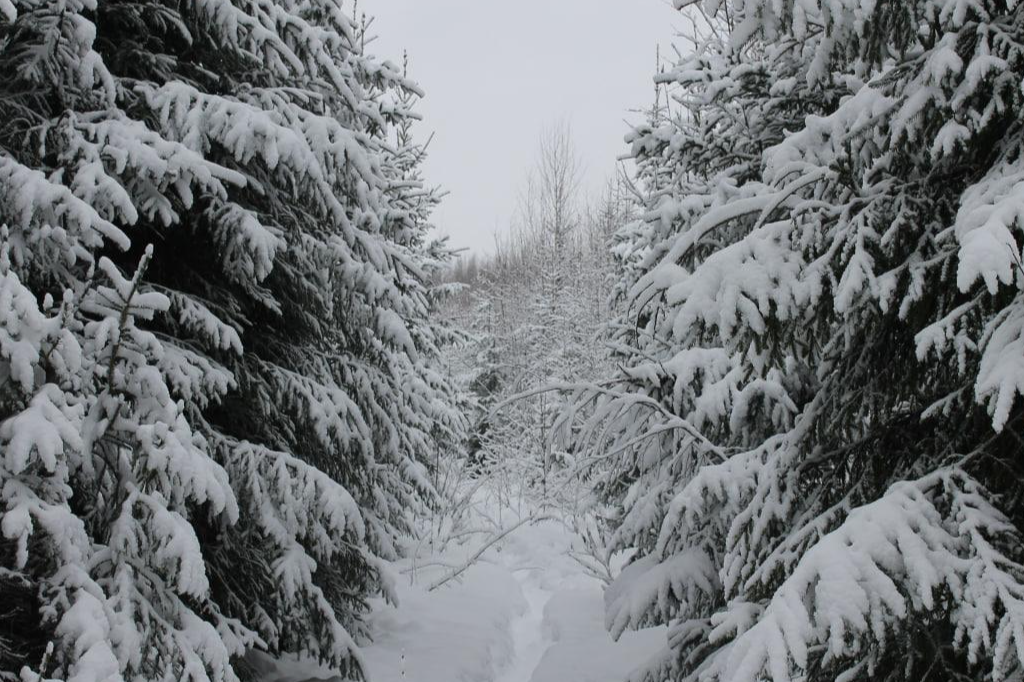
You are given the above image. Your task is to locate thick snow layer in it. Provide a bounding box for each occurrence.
[362,561,525,682]
[254,490,665,682]
[361,496,666,682]
[531,587,666,682]
[252,489,667,679]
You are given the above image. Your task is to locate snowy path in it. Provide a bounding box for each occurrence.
[357,499,666,682]
[252,493,665,682]
[493,570,554,682]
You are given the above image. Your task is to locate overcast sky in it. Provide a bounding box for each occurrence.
[366,0,682,255]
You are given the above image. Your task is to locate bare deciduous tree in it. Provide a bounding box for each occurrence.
[517,121,584,259]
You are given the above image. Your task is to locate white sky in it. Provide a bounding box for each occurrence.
[365,0,682,255]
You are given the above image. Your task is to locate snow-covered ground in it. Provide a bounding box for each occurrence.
[358,493,666,682]
[252,488,665,682]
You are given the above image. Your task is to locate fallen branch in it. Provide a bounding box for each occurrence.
[427,514,554,592]
[399,560,463,575]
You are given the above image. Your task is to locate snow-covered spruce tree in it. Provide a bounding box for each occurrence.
[574,2,1024,682]
[0,0,461,680]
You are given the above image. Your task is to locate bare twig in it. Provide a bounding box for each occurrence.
[427,514,554,592]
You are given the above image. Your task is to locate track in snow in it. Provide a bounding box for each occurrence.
[493,558,557,682]
[355,497,666,682]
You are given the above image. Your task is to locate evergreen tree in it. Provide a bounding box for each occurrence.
[0,0,462,680]
[581,2,1024,682]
